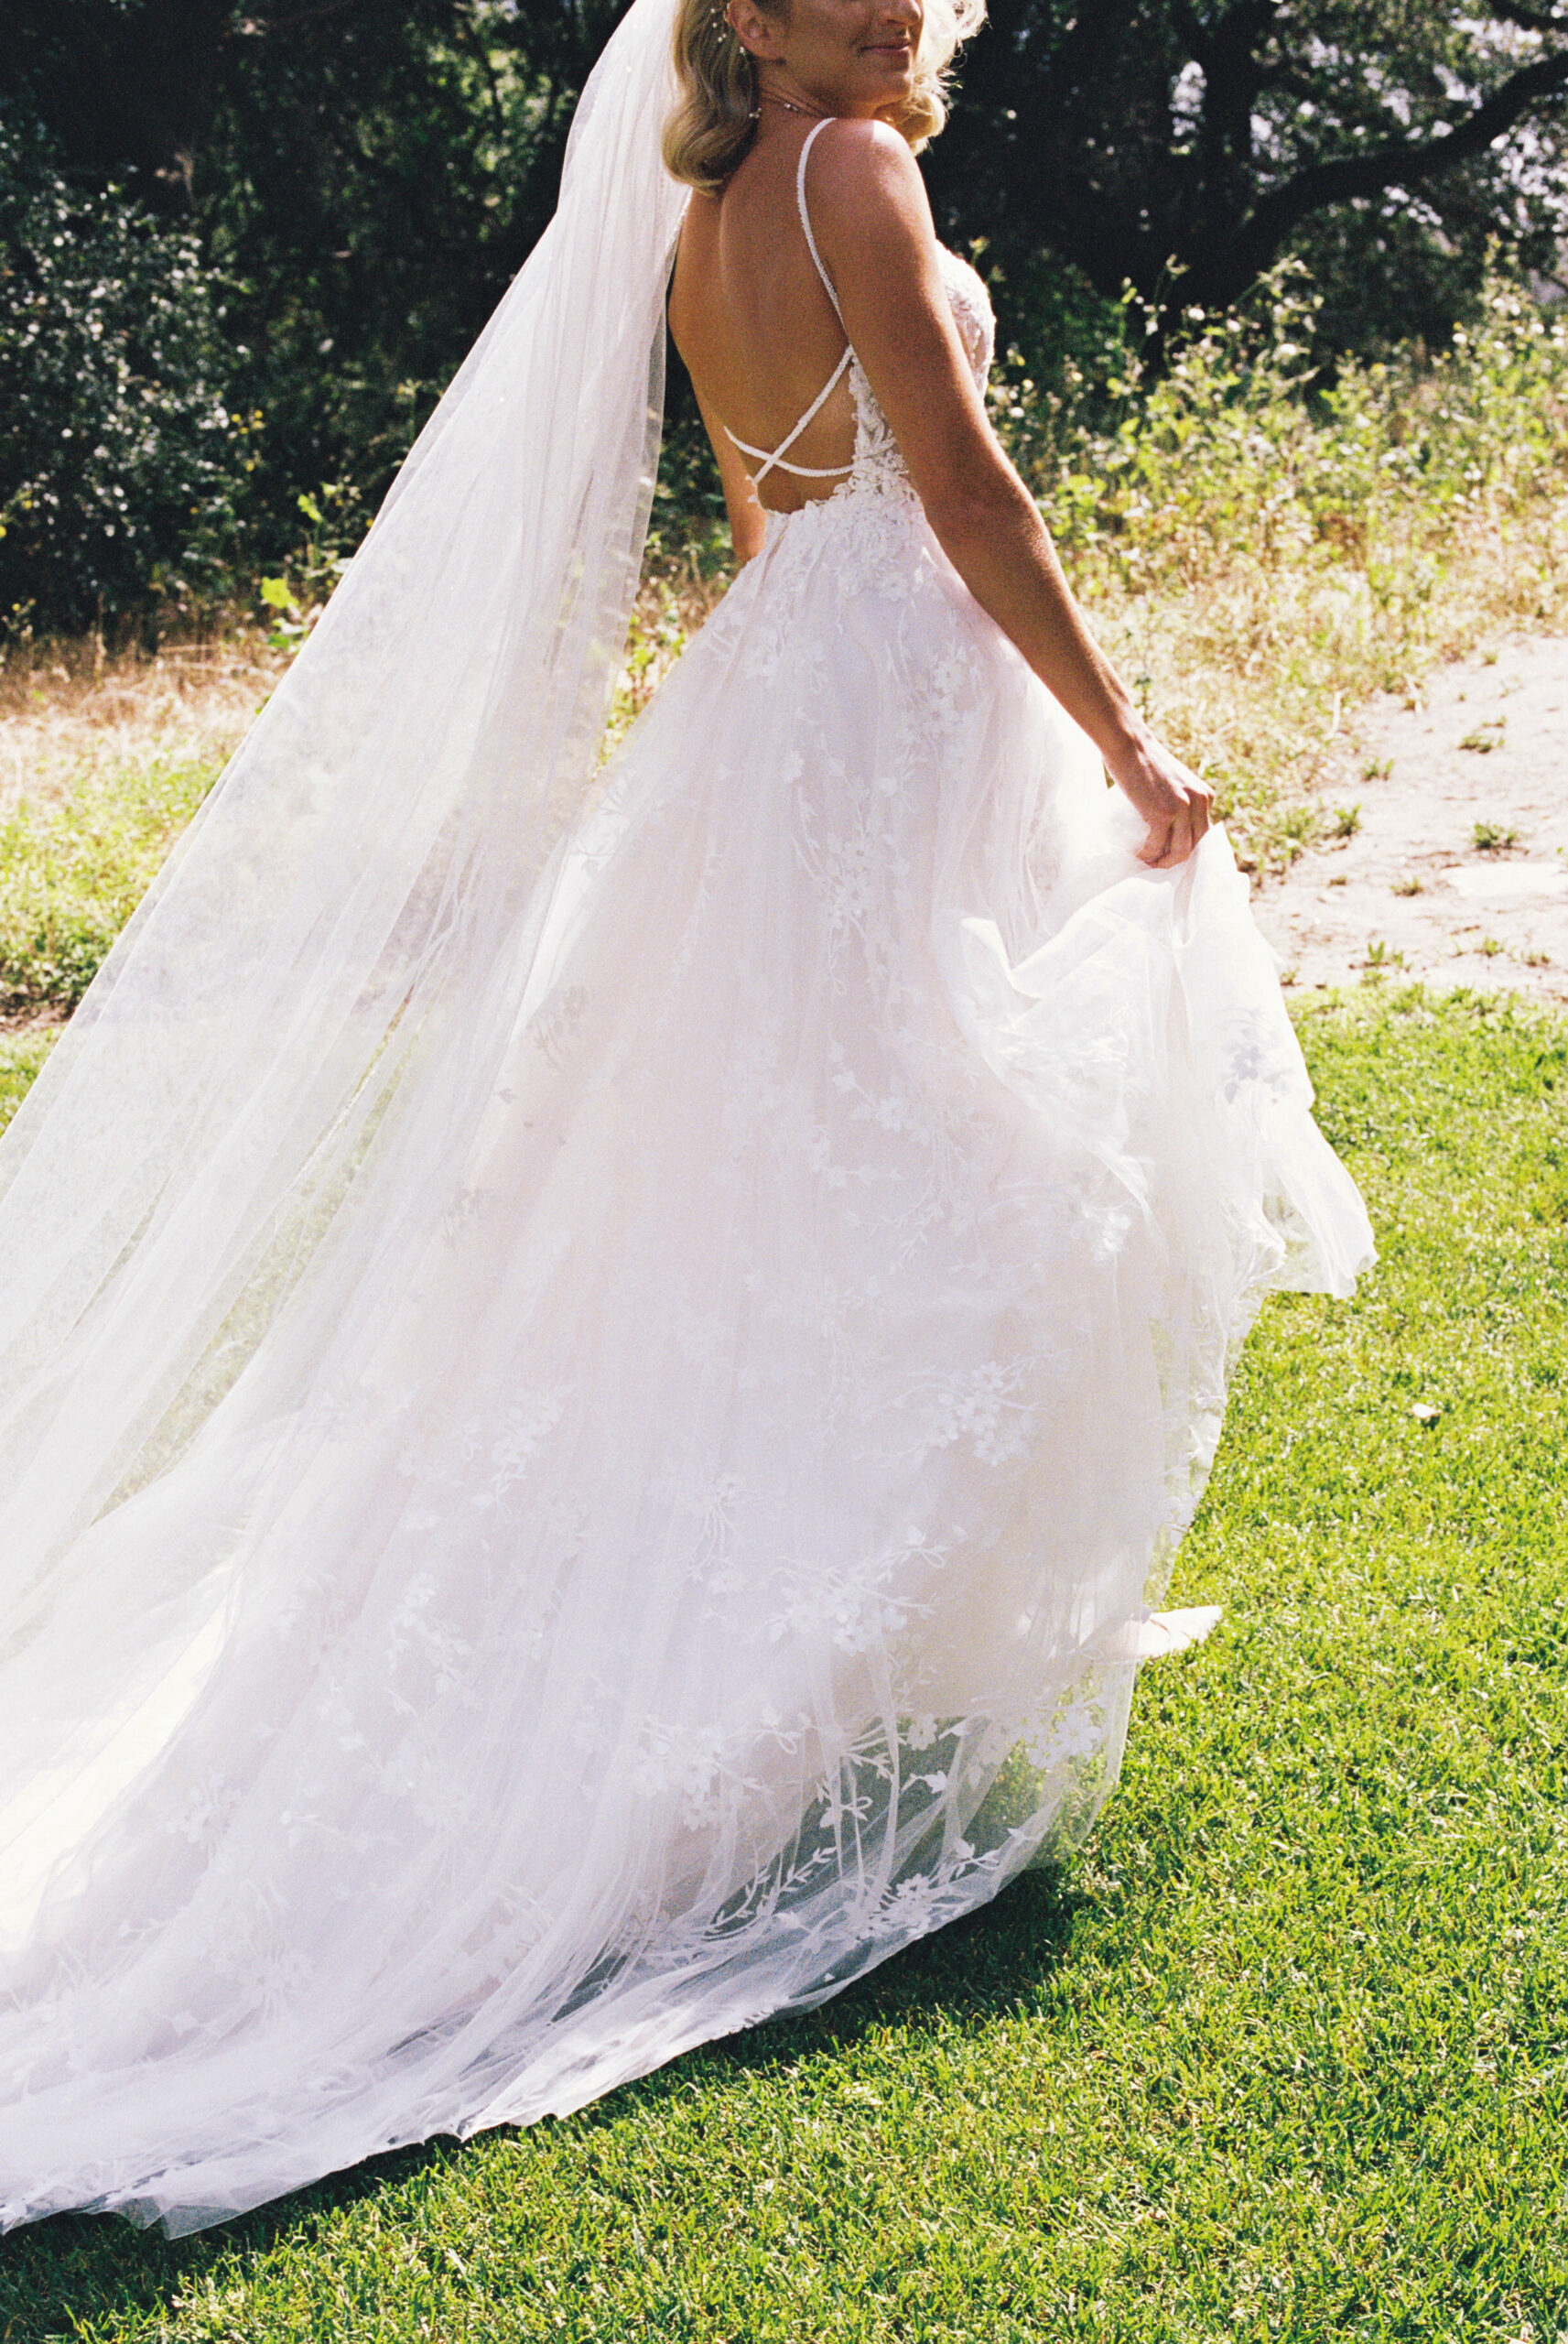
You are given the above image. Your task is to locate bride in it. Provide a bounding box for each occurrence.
[0,0,1370,2234]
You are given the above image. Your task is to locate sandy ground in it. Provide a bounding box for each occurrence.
[1250,632,1568,1010]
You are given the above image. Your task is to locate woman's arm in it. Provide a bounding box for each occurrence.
[695,383,769,566]
[808,120,1210,869]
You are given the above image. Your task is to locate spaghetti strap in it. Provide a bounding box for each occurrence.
[795,119,845,323]
[721,117,855,487]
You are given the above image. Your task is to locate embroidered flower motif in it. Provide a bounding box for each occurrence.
[167,1773,237,1852]
[470,1386,572,1512]
[908,1359,1035,1469]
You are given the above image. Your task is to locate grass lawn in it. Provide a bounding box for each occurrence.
[0,983,1563,2340]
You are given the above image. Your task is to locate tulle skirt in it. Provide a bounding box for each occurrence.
[0,483,1371,2232]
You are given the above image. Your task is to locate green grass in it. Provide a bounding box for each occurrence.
[0,1026,55,1126]
[0,756,216,1015]
[0,985,1563,2339]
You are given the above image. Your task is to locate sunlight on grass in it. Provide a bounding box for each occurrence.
[0,636,274,1019]
[0,637,279,812]
[0,757,219,1015]
[0,987,1562,2339]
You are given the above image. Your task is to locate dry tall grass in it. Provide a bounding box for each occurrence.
[1078,502,1568,871]
[0,630,284,813]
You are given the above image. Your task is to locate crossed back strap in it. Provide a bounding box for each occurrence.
[722,119,853,486]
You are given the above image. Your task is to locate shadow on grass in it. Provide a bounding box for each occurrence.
[0,1865,1095,2341]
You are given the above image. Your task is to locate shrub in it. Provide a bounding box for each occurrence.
[0,103,251,638]
[996,258,1568,607]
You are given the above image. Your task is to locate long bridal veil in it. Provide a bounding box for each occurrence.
[0,1,685,1828]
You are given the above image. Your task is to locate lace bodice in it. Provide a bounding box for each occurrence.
[938,244,998,385]
[756,242,996,591]
[838,243,995,505]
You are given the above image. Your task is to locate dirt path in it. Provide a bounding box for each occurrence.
[1249,632,1568,1010]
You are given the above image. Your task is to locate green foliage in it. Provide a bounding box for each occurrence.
[0,103,247,637]
[1003,263,1568,601]
[5,0,1563,618]
[254,483,366,652]
[0,5,623,615]
[1289,181,1510,367]
[196,2,611,540]
[5,2,1566,629]
[968,242,1128,433]
[0,986,1562,2335]
[0,754,217,1014]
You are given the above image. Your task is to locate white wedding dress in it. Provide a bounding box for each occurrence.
[0,110,1372,2236]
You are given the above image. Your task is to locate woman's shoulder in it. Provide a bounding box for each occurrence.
[805,117,933,258]
[807,115,924,196]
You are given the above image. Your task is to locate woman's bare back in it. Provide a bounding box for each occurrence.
[668,125,858,515]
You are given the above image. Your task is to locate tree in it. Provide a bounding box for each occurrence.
[6,0,1568,627]
[926,1,1568,351]
[0,2,627,539]
[0,102,243,634]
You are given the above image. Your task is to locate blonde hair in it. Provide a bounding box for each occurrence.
[662,0,986,195]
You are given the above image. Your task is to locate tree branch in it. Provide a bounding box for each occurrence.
[1225,44,1568,288]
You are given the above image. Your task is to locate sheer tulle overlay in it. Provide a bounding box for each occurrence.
[0,23,1371,2233]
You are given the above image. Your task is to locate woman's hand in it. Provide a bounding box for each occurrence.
[1108,730,1215,869]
